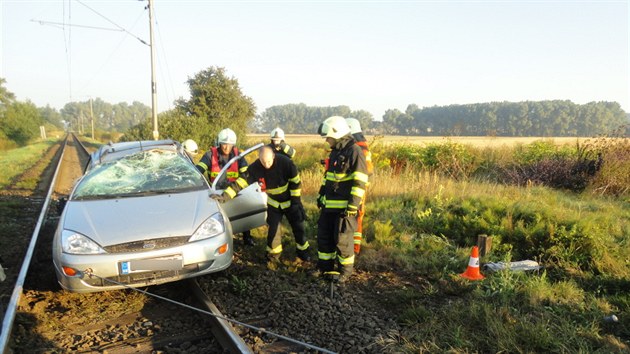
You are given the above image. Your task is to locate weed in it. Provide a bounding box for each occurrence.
[229,274,249,295]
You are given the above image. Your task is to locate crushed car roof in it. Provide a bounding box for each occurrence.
[90,140,179,168]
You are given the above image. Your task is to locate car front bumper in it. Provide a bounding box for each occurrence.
[53,232,233,293]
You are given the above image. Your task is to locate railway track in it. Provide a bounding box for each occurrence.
[0,134,252,353]
[1,134,396,353]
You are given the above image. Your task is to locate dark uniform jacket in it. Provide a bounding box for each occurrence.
[318,136,368,213]
[224,154,301,210]
[267,141,296,159]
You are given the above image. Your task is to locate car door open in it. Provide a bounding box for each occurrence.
[212,143,267,234]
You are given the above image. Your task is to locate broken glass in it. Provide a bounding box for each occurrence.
[73,149,206,200]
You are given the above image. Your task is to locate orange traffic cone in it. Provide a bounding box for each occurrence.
[460,246,485,280]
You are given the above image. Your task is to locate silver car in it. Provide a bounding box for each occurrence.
[53,140,266,293]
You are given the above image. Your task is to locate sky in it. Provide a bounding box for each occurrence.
[1,0,628,121]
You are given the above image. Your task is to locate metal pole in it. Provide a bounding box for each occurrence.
[89,98,94,139]
[148,0,159,140]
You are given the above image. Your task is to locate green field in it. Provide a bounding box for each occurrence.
[292,139,629,352]
[0,138,60,189]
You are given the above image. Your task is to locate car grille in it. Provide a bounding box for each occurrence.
[104,236,190,253]
[83,261,213,287]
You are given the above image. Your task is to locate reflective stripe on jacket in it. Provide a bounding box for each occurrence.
[210,146,239,182]
[225,154,301,209]
[318,136,368,212]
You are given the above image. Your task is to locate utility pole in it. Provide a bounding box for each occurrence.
[148,0,159,140]
[89,98,95,139]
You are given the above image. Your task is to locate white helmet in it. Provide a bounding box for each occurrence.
[217,128,237,146]
[319,116,351,140]
[345,117,362,134]
[182,139,198,155]
[270,127,285,141]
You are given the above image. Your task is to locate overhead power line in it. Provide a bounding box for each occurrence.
[32,20,124,32]
[75,0,149,46]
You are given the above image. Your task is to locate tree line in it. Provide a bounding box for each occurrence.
[256,101,627,137]
[381,101,628,137]
[3,69,629,150]
[0,77,151,148]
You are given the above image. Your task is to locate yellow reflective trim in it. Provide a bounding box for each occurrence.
[290,189,301,197]
[267,196,291,209]
[239,166,248,173]
[197,162,208,171]
[297,241,309,250]
[347,204,358,210]
[325,200,348,209]
[289,175,301,184]
[325,172,352,182]
[210,171,219,178]
[266,244,283,254]
[318,251,336,260]
[338,254,355,265]
[225,188,236,198]
[266,183,288,195]
[353,171,369,183]
[267,198,280,208]
[350,186,365,198]
[236,177,248,189]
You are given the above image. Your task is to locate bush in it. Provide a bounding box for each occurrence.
[586,132,630,197]
[381,142,478,180]
[499,141,602,192]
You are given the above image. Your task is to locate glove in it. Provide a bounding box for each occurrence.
[211,193,227,203]
[316,195,325,209]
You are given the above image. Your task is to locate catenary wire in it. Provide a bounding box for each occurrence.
[83,269,337,354]
[75,0,149,46]
[154,10,176,110]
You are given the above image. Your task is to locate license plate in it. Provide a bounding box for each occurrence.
[119,255,183,275]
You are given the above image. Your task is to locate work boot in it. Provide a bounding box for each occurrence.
[339,265,354,283]
[242,233,255,246]
[296,249,311,262]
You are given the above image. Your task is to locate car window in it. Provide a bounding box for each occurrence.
[72,149,207,200]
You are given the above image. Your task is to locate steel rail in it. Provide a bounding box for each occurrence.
[188,279,253,354]
[0,134,71,352]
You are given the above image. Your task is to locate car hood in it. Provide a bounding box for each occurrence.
[63,191,219,247]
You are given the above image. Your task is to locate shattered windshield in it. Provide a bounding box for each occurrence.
[73,149,207,200]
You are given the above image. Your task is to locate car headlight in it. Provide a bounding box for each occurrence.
[61,230,106,254]
[189,213,225,242]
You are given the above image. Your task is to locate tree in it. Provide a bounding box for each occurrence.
[1,100,42,145]
[40,105,63,128]
[175,67,256,147]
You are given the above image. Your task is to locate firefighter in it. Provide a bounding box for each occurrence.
[214,146,310,264]
[315,116,368,282]
[196,128,254,246]
[182,139,199,161]
[268,127,296,159]
[345,118,374,255]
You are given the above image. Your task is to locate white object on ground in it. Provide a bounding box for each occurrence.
[0,264,5,282]
[483,260,542,272]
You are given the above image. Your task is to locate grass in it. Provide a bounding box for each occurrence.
[0,138,60,189]
[288,140,630,353]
